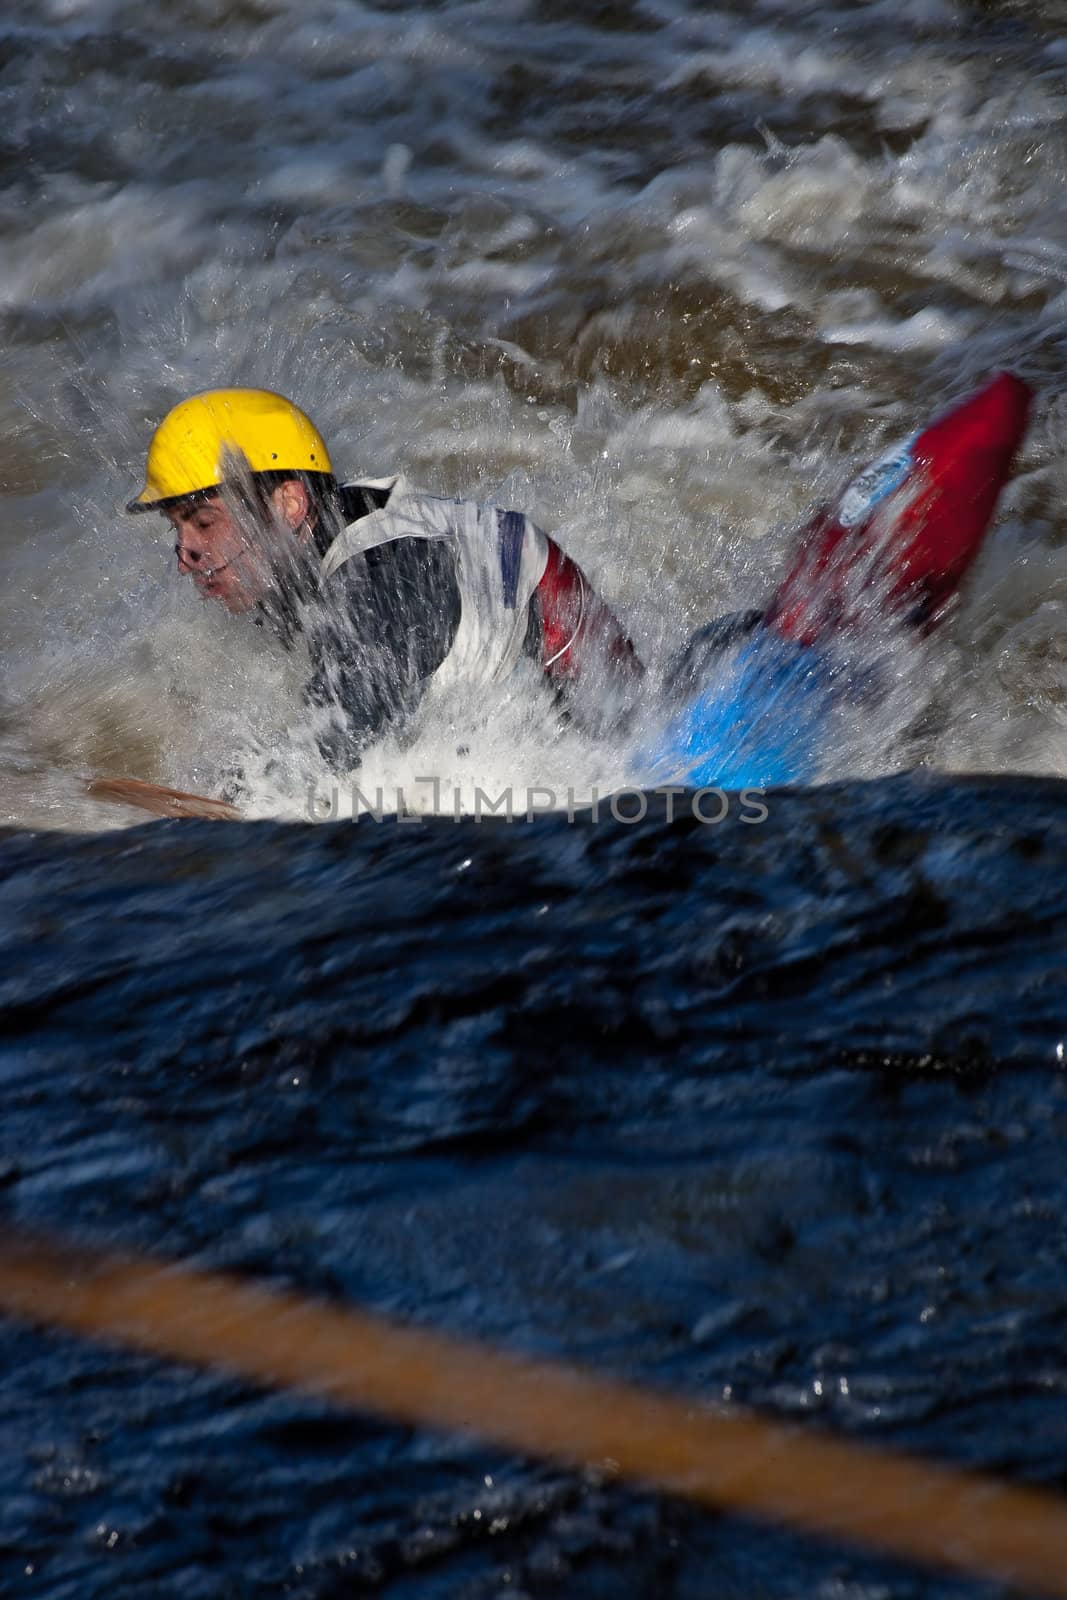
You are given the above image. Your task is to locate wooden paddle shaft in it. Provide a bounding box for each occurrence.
[0,1232,1065,1596]
[85,776,242,821]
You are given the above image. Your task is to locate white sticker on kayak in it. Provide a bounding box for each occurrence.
[837,434,917,528]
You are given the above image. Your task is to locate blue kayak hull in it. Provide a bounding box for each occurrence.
[641,632,835,790]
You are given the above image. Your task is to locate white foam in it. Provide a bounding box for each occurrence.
[822,308,974,351]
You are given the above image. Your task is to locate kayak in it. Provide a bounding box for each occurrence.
[643,372,1032,789]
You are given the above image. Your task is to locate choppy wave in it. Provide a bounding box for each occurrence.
[3,772,1067,1596]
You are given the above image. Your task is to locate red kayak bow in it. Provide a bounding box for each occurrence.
[768,372,1031,643]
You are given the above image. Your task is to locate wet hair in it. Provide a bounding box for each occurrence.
[162,471,390,553]
[162,469,344,555]
[229,468,343,540]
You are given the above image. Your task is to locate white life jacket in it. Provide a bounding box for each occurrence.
[319,475,549,688]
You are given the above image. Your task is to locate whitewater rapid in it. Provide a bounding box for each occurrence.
[2,0,1065,827]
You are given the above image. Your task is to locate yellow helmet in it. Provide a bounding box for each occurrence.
[126,387,333,513]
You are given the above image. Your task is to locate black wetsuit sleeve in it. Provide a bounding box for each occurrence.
[304,536,461,773]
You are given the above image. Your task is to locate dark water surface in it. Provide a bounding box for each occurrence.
[3,774,1067,1597]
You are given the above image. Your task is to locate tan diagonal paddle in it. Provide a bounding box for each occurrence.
[86,776,242,821]
[0,1230,1065,1596]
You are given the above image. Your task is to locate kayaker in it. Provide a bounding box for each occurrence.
[127,388,643,771]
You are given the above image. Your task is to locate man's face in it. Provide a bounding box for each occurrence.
[166,487,306,614]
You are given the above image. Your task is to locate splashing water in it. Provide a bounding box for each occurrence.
[2,0,1066,829]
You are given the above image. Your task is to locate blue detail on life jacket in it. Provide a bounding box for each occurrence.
[496,510,526,609]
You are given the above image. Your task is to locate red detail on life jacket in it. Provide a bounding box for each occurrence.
[534,538,643,682]
[767,372,1031,644]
